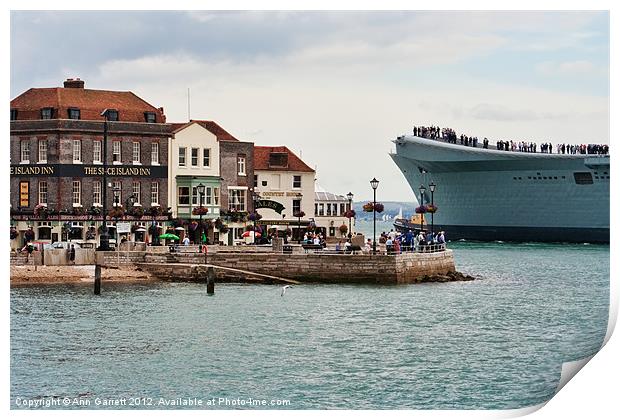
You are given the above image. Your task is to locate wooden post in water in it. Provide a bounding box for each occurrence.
[207,266,215,295]
[94,264,101,295]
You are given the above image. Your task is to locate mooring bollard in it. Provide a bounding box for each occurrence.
[94,264,101,295]
[207,266,215,295]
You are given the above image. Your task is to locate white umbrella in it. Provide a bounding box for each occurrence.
[135,228,146,232]
[175,227,185,231]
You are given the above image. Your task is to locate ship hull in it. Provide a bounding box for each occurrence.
[391,136,610,243]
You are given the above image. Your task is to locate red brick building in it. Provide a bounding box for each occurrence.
[10,78,172,247]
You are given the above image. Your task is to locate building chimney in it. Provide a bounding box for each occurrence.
[63,78,85,89]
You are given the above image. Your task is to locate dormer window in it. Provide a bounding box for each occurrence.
[144,112,156,123]
[40,108,54,119]
[68,108,80,120]
[10,109,18,120]
[268,152,288,168]
[107,110,119,121]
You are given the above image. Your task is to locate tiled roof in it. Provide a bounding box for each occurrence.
[254,146,314,172]
[172,120,239,141]
[10,80,166,123]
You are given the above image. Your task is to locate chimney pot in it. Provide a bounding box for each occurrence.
[64,78,85,89]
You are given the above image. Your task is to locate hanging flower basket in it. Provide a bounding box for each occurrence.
[339,224,348,234]
[425,204,438,213]
[10,227,18,240]
[72,206,85,216]
[248,212,263,222]
[415,205,426,214]
[108,206,125,219]
[147,205,163,217]
[89,206,102,216]
[128,206,145,218]
[192,207,209,216]
[34,204,49,219]
[293,211,305,218]
[344,209,356,219]
[362,202,374,212]
[86,227,96,240]
[24,229,35,242]
[374,203,385,213]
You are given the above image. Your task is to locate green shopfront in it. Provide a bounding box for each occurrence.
[174,176,221,244]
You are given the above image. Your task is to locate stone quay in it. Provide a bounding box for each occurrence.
[90,247,464,285]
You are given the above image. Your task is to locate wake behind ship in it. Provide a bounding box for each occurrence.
[390,132,610,243]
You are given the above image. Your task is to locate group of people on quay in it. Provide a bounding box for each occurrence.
[335,229,446,255]
[413,124,609,156]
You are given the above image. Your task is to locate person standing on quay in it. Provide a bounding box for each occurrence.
[69,244,76,265]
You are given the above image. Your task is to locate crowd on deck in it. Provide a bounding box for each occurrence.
[412,125,609,156]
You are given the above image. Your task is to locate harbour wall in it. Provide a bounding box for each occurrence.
[12,249,458,285]
[135,251,457,284]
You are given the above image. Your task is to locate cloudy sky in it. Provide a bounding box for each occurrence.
[10,10,610,201]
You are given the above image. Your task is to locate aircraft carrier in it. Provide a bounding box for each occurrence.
[390,135,610,243]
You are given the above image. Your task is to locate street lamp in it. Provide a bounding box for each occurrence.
[252,190,260,244]
[370,178,379,254]
[126,194,136,240]
[296,193,303,244]
[419,185,426,232]
[98,109,111,251]
[346,191,353,237]
[197,183,205,245]
[112,186,121,248]
[429,182,436,236]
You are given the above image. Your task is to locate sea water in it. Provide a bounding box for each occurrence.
[10,229,609,409]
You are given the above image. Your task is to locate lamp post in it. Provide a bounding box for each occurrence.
[370,178,379,254]
[98,109,111,251]
[346,191,353,237]
[197,183,205,245]
[296,193,303,244]
[429,182,436,236]
[126,194,136,241]
[252,190,260,244]
[113,186,121,248]
[419,185,426,232]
